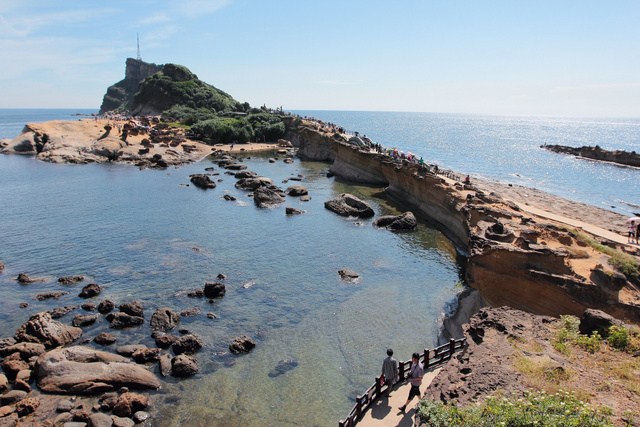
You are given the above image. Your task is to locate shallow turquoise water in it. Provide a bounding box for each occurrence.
[0,152,462,426]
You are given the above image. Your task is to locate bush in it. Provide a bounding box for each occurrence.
[608,326,629,351]
[575,331,602,353]
[191,117,254,144]
[416,390,613,426]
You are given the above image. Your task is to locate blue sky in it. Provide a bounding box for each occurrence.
[1,0,638,117]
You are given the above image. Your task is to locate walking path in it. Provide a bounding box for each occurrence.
[358,367,441,427]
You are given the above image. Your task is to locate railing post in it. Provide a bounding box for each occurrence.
[449,338,455,359]
[356,395,363,419]
[375,375,382,397]
[423,348,430,368]
[399,361,405,380]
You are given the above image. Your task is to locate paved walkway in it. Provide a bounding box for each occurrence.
[358,367,441,427]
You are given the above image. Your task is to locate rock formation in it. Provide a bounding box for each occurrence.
[100,58,163,114]
[542,144,640,168]
[285,117,640,324]
[324,193,375,218]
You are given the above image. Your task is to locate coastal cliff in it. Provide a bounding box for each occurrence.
[285,118,640,325]
[99,58,163,114]
[542,144,640,168]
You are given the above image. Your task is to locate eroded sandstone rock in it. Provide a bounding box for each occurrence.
[324,193,374,218]
[36,346,161,394]
[14,312,82,349]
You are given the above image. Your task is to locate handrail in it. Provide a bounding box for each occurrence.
[338,338,467,427]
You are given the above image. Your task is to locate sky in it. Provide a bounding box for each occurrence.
[1,0,639,117]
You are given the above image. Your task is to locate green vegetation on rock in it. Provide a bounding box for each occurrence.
[417,390,614,427]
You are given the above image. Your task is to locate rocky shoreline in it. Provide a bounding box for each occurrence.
[542,144,640,169]
[2,115,640,424]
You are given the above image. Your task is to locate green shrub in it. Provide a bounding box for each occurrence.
[608,326,629,351]
[566,229,639,279]
[575,331,602,353]
[416,390,613,426]
[191,117,254,144]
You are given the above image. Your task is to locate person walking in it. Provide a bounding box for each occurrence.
[399,353,424,412]
[629,220,636,243]
[381,349,398,396]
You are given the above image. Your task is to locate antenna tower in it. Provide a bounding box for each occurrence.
[136,33,142,61]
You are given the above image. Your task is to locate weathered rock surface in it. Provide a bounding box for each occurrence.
[542,144,640,168]
[78,283,102,298]
[579,308,623,335]
[203,282,225,299]
[0,342,46,359]
[36,346,161,394]
[235,176,273,191]
[424,307,553,405]
[229,335,256,354]
[171,354,198,377]
[119,301,143,318]
[324,193,375,218]
[285,207,304,215]
[112,392,149,418]
[268,359,298,377]
[36,291,69,301]
[94,332,116,345]
[172,334,203,355]
[115,345,147,357]
[58,276,85,284]
[131,348,160,364]
[372,211,418,231]
[106,313,144,329]
[97,300,115,314]
[338,269,360,281]
[149,308,180,332]
[253,186,286,208]
[154,334,179,349]
[285,185,308,196]
[48,305,78,319]
[14,312,82,349]
[189,174,217,189]
[72,314,100,327]
[17,273,44,284]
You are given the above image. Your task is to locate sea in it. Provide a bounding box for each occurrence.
[0,108,638,426]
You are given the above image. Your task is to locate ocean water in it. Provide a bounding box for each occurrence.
[0,109,462,426]
[1,109,638,425]
[294,111,640,217]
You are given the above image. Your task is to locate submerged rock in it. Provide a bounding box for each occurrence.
[285,185,308,196]
[338,269,360,281]
[189,173,217,189]
[268,359,298,377]
[253,186,286,208]
[229,335,256,354]
[58,276,85,284]
[78,283,102,298]
[150,308,180,332]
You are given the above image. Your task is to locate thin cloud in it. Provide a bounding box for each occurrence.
[555,83,640,91]
[139,13,172,26]
[314,80,360,85]
[179,0,232,18]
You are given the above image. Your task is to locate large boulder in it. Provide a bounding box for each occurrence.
[372,211,418,231]
[171,354,198,377]
[36,346,161,394]
[324,193,374,218]
[78,283,102,298]
[14,312,82,349]
[579,309,623,336]
[189,174,217,189]
[235,176,273,191]
[150,308,180,332]
[285,185,308,196]
[0,342,46,359]
[253,186,286,208]
[172,334,204,355]
[106,313,144,329]
[119,301,143,317]
[203,282,225,299]
[112,392,149,418]
[72,313,100,327]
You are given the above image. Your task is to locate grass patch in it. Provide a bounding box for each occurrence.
[165,122,191,130]
[416,390,614,426]
[566,228,639,279]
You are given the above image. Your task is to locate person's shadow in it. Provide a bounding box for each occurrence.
[367,392,415,427]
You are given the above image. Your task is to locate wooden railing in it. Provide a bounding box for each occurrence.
[338,338,467,427]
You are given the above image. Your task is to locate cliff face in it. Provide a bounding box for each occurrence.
[286,119,640,325]
[99,58,163,114]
